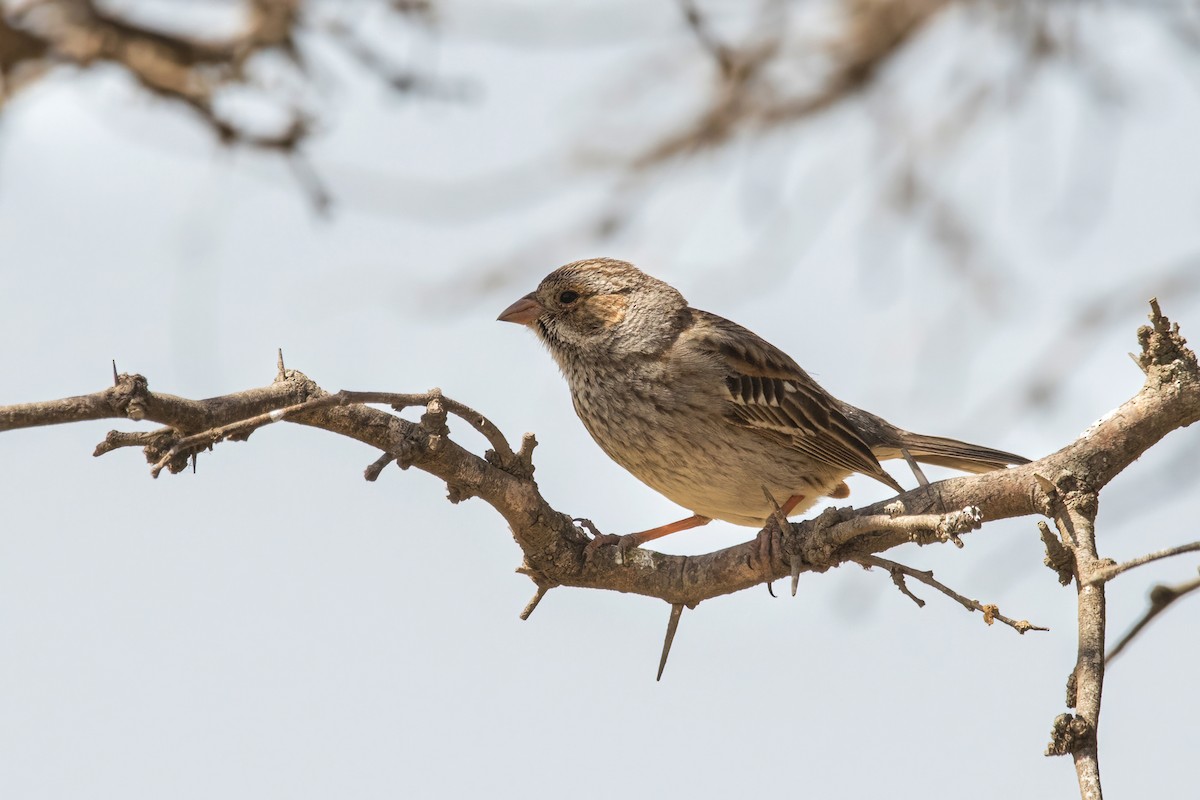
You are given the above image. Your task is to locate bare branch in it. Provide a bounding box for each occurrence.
[859,555,1048,634]
[1041,483,1104,799]
[1106,572,1200,664]
[1,301,1197,615]
[1089,541,1200,585]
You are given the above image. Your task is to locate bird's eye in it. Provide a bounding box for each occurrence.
[558,290,580,305]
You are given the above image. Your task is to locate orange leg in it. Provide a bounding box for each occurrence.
[585,493,807,563]
[625,514,712,548]
[777,493,805,517]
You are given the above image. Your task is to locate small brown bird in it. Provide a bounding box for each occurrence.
[499,258,1028,550]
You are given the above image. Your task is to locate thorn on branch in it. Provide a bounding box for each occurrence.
[657,603,686,682]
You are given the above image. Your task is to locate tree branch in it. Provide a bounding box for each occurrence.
[1106,572,1200,664]
[858,555,1048,634]
[1,300,1197,799]
[1088,542,1200,585]
[2,301,1197,614]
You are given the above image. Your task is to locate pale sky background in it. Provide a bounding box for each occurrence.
[2,3,1199,799]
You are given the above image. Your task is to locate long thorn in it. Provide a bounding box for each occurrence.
[657,603,685,682]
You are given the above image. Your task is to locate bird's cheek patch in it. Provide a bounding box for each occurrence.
[586,295,629,328]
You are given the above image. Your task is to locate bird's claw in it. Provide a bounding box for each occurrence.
[753,516,787,594]
[576,518,636,566]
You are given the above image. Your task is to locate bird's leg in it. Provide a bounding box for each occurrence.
[754,494,805,584]
[625,514,712,546]
[583,514,712,565]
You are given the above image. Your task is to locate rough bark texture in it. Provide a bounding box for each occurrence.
[2,302,1197,800]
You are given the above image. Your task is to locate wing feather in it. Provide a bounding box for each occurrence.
[690,310,902,492]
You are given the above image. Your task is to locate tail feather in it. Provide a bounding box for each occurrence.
[834,402,1030,479]
[894,432,1030,474]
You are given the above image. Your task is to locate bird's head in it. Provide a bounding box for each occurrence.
[498,258,687,360]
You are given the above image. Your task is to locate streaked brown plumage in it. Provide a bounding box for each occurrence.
[499,258,1028,542]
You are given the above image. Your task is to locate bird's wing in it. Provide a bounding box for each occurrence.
[687,309,902,492]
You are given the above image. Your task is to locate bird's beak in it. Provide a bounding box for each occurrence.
[497,293,545,326]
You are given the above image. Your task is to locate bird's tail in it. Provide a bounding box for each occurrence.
[891,432,1030,474]
[836,402,1030,478]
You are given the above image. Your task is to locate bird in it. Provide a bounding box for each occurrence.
[498,258,1029,551]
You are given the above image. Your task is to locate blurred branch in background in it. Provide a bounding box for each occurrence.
[3,0,1197,249]
[3,0,1198,410]
[0,0,453,208]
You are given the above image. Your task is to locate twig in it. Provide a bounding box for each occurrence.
[859,555,1048,634]
[136,387,523,480]
[92,427,174,457]
[149,394,346,477]
[520,584,553,621]
[678,0,735,76]
[363,453,395,482]
[336,390,519,469]
[1106,572,1200,664]
[1089,541,1200,585]
[819,506,983,552]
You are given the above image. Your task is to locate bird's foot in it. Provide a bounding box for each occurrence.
[753,520,786,595]
[755,491,803,595]
[576,518,635,566]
